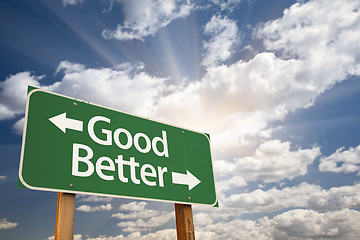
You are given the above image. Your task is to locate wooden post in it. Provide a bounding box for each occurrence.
[55,192,76,240]
[175,203,195,240]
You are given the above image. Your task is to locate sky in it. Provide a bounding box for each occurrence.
[1,0,360,239]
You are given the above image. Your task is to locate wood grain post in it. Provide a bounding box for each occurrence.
[175,203,195,240]
[55,192,76,240]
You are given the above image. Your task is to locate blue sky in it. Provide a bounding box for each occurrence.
[1,0,360,239]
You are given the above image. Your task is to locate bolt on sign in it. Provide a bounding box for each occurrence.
[19,88,217,206]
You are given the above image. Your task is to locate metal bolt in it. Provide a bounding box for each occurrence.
[188,231,192,234]
[182,130,185,134]
[188,197,191,200]
[73,102,77,106]
[69,184,74,188]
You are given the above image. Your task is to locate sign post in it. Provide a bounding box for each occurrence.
[19,88,217,239]
[175,203,195,240]
[55,192,75,240]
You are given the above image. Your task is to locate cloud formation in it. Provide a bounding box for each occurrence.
[257,0,360,80]
[117,212,174,232]
[196,208,360,240]
[76,204,112,212]
[210,0,243,11]
[0,218,18,230]
[0,61,167,134]
[78,195,113,203]
[48,234,82,240]
[319,145,360,175]
[215,140,320,184]
[266,209,360,240]
[118,201,147,212]
[0,72,41,120]
[112,209,159,220]
[202,15,239,67]
[112,201,174,233]
[68,208,360,240]
[102,0,193,41]
[223,183,360,213]
[61,0,83,7]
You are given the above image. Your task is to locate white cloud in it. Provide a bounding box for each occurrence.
[193,212,214,226]
[102,0,193,41]
[202,15,239,67]
[83,229,176,240]
[222,183,360,214]
[257,0,360,79]
[48,234,83,240]
[134,229,175,240]
[234,140,320,183]
[216,175,247,194]
[0,175,6,181]
[0,61,167,134]
[224,182,320,212]
[199,218,269,240]
[0,72,41,120]
[0,218,18,230]
[47,61,168,117]
[211,0,243,11]
[319,145,360,175]
[153,52,304,152]
[55,61,86,74]
[77,195,113,203]
[117,212,174,232]
[118,201,147,212]
[215,140,320,184]
[11,117,25,135]
[62,0,83,7]
[50,208,360,240]
[197,208,360,240]
[76,204,112,212]
[112,209,159,220]
[307,184,360,211]
[74,235,83,240]
[193,182,360,229]
[266,209,360,240]
[113,201,173,233]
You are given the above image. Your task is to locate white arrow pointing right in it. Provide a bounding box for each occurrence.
[49,112,83,133]
[172,170,201,191]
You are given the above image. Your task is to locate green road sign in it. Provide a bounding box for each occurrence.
[19,88,217,206]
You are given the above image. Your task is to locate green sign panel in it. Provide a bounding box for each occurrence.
[19,88,217,206]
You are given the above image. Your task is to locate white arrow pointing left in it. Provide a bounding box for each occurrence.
[49,112,83,133]
[172,170,201,191]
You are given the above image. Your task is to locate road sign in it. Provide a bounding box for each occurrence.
[19,88,217,206]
